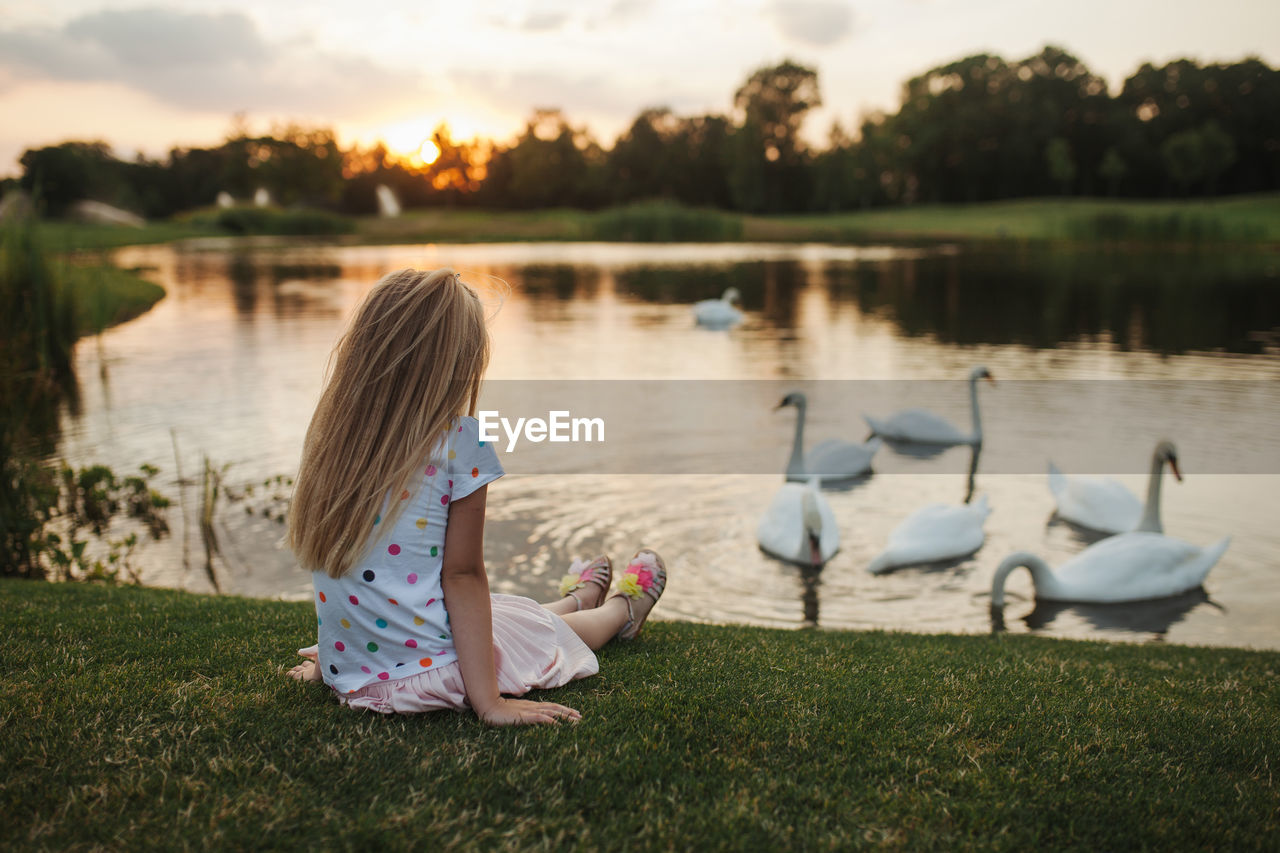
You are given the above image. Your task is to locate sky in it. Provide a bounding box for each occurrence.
[0,0,1277,176]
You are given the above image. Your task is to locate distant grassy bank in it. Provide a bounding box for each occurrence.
[34,194,1280,252]
[2,580,1276,850]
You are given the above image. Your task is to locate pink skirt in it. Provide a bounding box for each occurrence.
[301,594,598,714]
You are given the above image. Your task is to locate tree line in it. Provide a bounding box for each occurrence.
[10,46,1280,219]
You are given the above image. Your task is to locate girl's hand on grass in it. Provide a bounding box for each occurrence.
[477,697,581,727]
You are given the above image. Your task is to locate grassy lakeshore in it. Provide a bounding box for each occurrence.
[2,581,1277,850]
[31,194,1280,251]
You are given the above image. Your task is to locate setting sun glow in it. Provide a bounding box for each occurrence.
[376,121,443,168]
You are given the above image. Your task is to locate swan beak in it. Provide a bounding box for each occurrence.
[1170,458,1183,482]
[984,375,997,386]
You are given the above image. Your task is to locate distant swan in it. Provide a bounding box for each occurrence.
[693,287,744,328]
[868,495,991,574]
[1048,440,1181,535]
[865,366,994,445]
[991,533,1230,606]
[777,392,881,481]
[757,478,839,567]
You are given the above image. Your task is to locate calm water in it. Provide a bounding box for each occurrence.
[56,239,1280,649]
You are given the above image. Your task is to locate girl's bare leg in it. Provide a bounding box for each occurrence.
[557,596,631,650]
[542,596,580,616]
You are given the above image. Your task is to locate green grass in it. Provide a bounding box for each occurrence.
[748,194,1280,244]
[63,263,165,334]
[35,220,216,252]
[2,581,1276,850]
[32,195,1280,251]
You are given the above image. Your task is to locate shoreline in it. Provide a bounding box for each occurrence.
[35,193,1280,252]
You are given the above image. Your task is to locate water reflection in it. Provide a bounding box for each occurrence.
[992,587,1216,640]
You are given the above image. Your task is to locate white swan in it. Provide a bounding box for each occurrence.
[868,495,991,574]
[757,478,839,567]
[777,392,881,481]
[693,287,744,327]
[864,366,994,445]
[1048,440,1181,535]
[991,533,1230,606]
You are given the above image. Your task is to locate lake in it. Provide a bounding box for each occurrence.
[56,238,1280,649]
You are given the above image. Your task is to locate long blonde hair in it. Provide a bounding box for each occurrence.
[288,268,489,577]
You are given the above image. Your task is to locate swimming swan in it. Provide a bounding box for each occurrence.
[868,495,991,574]
[757,478,839,567]
[864,366,994,445]
[1048,440,1181,535]
[777,392,881,481]
[991,532,1230,606]
[693,287,744,327]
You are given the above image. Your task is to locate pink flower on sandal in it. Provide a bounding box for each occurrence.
[619,555,659,598]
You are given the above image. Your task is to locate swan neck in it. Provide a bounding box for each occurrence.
[991,553,1052,607]
[1138,452,1165,532]
[968,374,983,443]
[787,403,806,474]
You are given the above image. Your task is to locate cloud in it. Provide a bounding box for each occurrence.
[765,0,855,48]
[0,8,425,116]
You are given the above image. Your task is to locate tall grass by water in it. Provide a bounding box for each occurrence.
[0,218,169,581]
[2,580,1276,850]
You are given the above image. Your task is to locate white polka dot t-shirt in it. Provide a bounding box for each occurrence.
[312,415,503,695]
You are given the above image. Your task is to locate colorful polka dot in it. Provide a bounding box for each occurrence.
[388,598,398,606]
[426,465,437,476]
[340,618,350,629]
[413,616,425,626]
[360,665,371,674]
[367,642,379,652]
[329,665,338,674]
[334,641,346,652]
[429,545,439,557]
[478,439,486,447]
[419,657,433,667]
[457,425,463,432]
[448,480,453,489]
[374,514,381,525]
[362,570,375,582]
[440,495,450,506]
[400,490,410,501]
[378,672,390,680]
[471,467,479,477]
[348,595,359,606]
[318,591,326,603]
[448,449,457,460]
[426,598,436,607]
[407,572,418,584]
[317,617,322,626]
[406,639,418,648]
[415,518,427,529]
[375,618,388,629]
[388,544,401,556]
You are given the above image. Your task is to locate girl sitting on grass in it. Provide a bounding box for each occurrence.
[284,268,665,726]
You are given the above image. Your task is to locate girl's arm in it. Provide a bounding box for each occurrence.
[441,485,582,726]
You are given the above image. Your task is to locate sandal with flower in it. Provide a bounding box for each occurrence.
[558,555,613,611]
[611,548,667,640]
